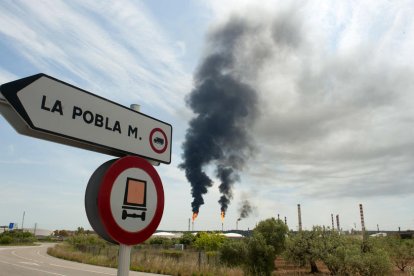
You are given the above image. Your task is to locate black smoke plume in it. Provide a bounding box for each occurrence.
[238,199,254,220]
[180,19,259,215]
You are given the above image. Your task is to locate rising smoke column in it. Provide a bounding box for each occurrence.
[238,199,254,220]
[180,19,259,217]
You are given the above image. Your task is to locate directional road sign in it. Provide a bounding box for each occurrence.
[85,156,164,245]
[0,74,172,164]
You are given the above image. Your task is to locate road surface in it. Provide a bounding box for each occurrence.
[0,243,163,276]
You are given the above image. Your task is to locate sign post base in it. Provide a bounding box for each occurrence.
[118,244,132,276]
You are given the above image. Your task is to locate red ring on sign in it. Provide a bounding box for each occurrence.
[149,128,168,154]
[97,156,164,245]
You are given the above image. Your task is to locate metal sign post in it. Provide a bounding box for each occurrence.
[85,156,165,275]
[1,75,170,276]
[118,244,132,276]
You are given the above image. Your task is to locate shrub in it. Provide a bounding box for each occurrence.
[179,232,196,246]
[253,218,288,255]
[0,231,36,244]
[67,234,106,252]
[219,239,248,267]
[245,233,275,276]
[0,235,13,244]
[385,237,414,272]
[193,232,225,251]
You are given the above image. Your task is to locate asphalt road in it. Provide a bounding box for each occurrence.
[0,243,163,276]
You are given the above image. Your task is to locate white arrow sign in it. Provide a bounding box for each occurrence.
[0,74,172,164]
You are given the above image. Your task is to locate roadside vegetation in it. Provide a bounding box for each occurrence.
[46,218,414,275]
[0,230,37,245]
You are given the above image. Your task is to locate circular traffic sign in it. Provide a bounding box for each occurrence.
[85,158,117,244]
[86,156,164,245]
[149,127,168,154]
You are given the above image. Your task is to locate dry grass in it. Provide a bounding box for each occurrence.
[48,243,244,275]
[48,243,414,275]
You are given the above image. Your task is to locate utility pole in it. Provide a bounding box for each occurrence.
[21,211,25,231]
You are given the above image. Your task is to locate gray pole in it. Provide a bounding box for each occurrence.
[118,245,132,276]
[21,211,25,231]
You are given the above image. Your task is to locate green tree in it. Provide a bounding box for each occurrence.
[55,230,68,237]
[179,232,196,246]
[254,217,288,255]
[219,239,248,267]
[75,227,85,235]
[285,227,393,275]
[245,232,275,276]
[348,247,392,276]
[193,232,225,251]
[386,237,414,272]
[284,227,323,273]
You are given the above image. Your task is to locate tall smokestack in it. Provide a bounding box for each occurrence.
[331,214,334,231]
[297,204,302,231]
[359,204,366,235]
[277,213,280,221]
[188,218,191,231]
[336,214,340,231]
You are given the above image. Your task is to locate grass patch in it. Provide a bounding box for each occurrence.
[48,242,244,275]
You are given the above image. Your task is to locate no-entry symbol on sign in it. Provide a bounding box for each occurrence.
[85,156,164,245]
[149,127,168,154]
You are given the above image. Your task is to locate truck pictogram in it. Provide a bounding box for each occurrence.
[122,177,147,221]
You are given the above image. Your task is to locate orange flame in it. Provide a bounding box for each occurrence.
[192,212,198,222]
[221,211,225,222]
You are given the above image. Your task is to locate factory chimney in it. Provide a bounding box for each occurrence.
[359,204,366,236]
[336,214,340,231]
[297,204,302,231]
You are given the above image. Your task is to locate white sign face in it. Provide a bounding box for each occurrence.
[110,168,157,232]
[0,74,172,164]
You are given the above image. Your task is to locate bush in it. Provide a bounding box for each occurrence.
[193,232,225,251]
[253,218,288,256]
[284,227,324,273]
[219,240,247,267]
[0,231,36,244]
[284,227,394,275]
[347,247,392,276]
[245,233,275,276]
[67,234,106,252]
[0,235,13,244]
[179,232,196,246]
[385,237,414,271]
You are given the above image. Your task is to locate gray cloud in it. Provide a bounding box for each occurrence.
[209,5,414,199]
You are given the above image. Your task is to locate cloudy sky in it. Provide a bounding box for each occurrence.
[0,0,413,233]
